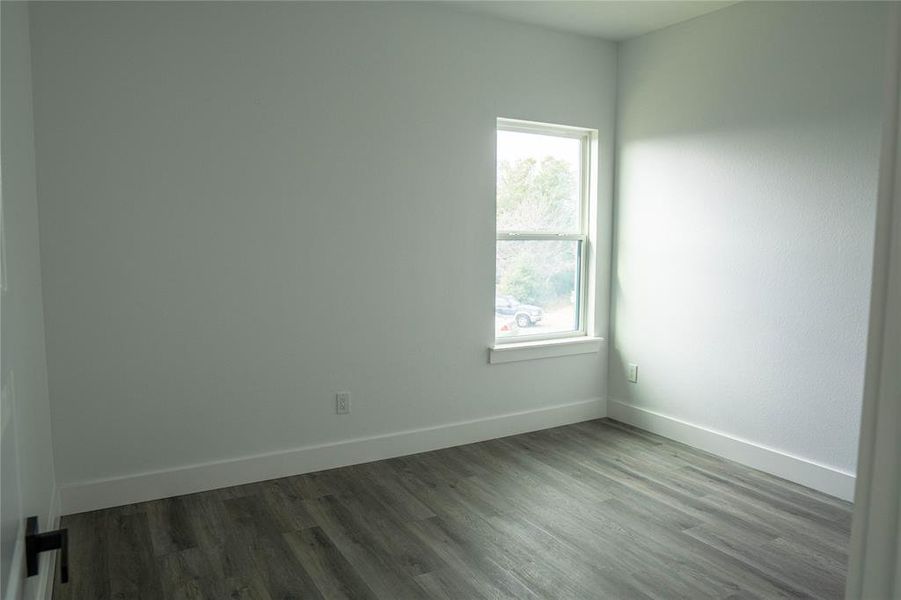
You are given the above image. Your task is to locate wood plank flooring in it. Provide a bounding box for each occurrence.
[53,419,852,599]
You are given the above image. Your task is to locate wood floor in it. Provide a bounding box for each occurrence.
[53,419,852,600]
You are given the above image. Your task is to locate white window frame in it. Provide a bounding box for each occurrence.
[494,118,595,346]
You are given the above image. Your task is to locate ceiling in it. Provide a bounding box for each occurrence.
[444,1,738,41]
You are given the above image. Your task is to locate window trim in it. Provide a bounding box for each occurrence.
[489,336,605,364]
[494,118,596,346]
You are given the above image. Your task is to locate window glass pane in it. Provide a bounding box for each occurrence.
[495,240,580,338]
[496,130,581,232]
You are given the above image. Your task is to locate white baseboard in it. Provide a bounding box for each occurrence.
[60,397,606,514]
[608,399,856,501]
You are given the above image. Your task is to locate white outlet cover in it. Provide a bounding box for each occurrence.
[1,370,14,434]
[336,392,351,415]
[627,363,639,383]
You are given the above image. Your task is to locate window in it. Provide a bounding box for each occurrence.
[494,118,593,344]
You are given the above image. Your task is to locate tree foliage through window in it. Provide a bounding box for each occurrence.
[497,156,578,232]
[496,157,578,306]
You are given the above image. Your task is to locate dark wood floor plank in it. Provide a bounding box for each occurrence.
[258,477,318,532]
[671,466,850,551]
[289,470,339,500]
[146,496,198,556]
[685,522,844,599]
[403,516,533,600]
[681,464,851,533]
[282,526,379,600]
[222,494,325,600]
[302,494,431,599]
[53,511,111,600]
[393,454,652,599]
[174,490,232,548]
[157,546,225,600]
[481,509,656,600]
[595,498,807,599]
[106,511,164,599]
[413,568,493,600]
[221,573,274,600]
[55,418,852,600]
[350,461,437,521]
[327,488,445,577]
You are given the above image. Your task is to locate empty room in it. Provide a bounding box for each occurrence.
[3,1,901,599]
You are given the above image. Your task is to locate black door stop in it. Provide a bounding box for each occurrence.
[25,516,68,584]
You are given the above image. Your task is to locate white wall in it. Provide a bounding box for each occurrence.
[28,2,617,512]
[1,2,59,597]
[610,1,886,499]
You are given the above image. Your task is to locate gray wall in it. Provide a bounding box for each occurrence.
[611,1,886,475]
[29,2,617,489]
[1,2,57,597]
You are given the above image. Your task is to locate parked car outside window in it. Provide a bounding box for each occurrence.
[494,295,543,328]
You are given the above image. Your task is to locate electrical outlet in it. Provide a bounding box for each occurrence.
[336,392,351,415]
[1,370,13,434]
[627,363,639,383]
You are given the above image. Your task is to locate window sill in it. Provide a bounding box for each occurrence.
[489,336,604,364]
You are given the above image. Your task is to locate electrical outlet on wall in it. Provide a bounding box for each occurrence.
[1,370,13,435]
[627,363,639,383]
[336,392,351,415]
